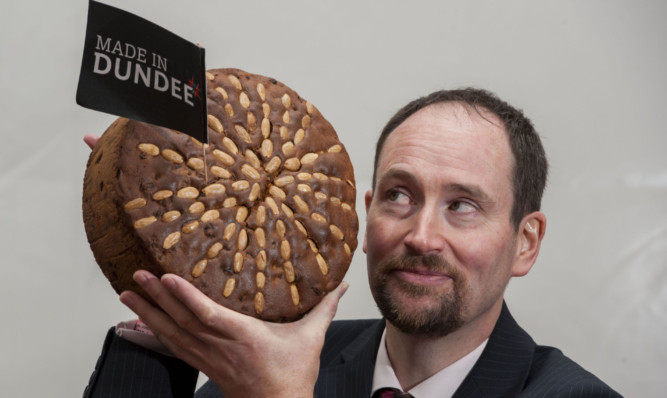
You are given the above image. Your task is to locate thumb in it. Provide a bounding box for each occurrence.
[301,281,349,330]
[84,134,99,150]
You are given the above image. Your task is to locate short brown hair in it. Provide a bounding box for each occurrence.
[373,88,548,228]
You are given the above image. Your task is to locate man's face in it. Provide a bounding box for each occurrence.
[364,102,523,337]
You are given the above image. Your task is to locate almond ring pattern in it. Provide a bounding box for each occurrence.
[82,68,358,322]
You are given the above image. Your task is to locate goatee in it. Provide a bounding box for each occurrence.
[371,253,465,337]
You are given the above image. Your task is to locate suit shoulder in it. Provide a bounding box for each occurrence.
[326,319,380,337]
[319,319,382,366]
[523,345,623,397]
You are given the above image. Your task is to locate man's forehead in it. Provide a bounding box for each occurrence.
[376,101,514,190]
[412,101,505,131]
[382,102,510,155]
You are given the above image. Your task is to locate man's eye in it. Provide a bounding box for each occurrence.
[449,201,476,213]
[388,190,410,204]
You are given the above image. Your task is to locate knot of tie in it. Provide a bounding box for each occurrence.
[372,387,414,398]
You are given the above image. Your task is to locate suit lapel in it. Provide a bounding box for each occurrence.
[453,302,535,397]
[316,320,385,398]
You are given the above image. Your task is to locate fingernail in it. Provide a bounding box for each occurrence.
[161,275,176,290]
[119,291,134,306]
[133,271,148,285]
[339,281,349,296]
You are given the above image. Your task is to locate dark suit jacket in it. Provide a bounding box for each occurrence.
[84,303,622,397]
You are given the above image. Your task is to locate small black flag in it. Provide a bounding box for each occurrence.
[76,0,207,142]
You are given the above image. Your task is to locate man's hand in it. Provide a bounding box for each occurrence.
[85,132,346,397]
[120,270,348,398]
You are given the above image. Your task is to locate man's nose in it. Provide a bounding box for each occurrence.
[403,206,446,255]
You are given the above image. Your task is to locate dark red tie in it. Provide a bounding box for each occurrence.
[372,387,414,398]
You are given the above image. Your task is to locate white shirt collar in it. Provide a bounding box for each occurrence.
[371,328,488,398]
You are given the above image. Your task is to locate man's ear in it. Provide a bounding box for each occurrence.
[362,190,373,253]
[364,190,373,213]
[511,211,547,277]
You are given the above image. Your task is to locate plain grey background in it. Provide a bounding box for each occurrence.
[1,0,665,396]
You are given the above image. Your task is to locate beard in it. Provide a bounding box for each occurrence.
[371,253,465,338]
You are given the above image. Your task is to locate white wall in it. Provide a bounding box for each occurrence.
[1,0,664,396]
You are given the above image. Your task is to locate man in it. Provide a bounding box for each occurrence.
[84,88,621,397]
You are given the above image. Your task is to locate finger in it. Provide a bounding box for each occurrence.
[161,273,244,337]
[121,277,209,353]
[83,134,99,149]
[121,290,212,371]
[132,271,207,335]
[300,281,349,330]
[119,289,178,335]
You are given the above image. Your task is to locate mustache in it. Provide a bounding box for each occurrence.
[376,253,456,275]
